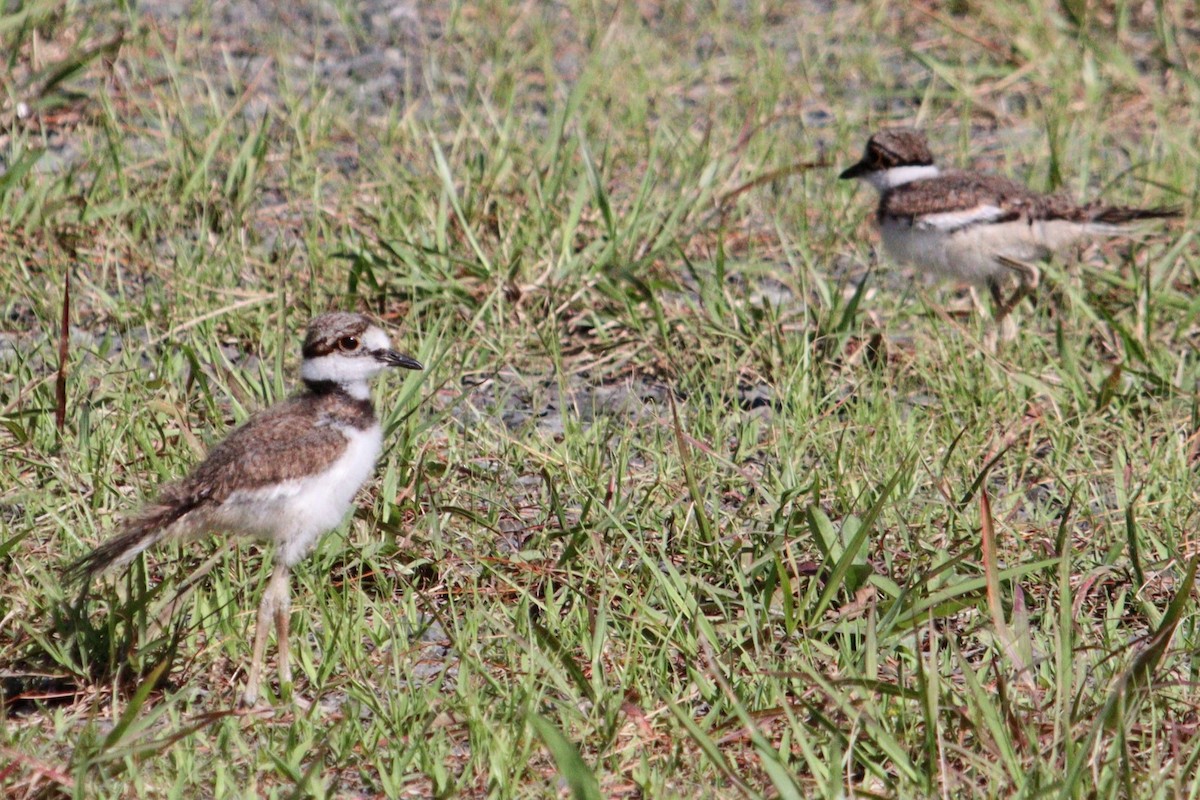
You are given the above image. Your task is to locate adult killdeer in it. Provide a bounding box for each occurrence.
[70,312,423,706]
[840,129,1179,340]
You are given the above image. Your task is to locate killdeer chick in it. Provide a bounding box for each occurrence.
[70,312,423,706]
[840,129,1179,341]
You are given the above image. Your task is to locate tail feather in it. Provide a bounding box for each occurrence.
[67,499,198,583]
[1091,205,1182,225]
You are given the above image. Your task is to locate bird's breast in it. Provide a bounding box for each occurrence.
[281,422,383,560]
[214,422,384,565]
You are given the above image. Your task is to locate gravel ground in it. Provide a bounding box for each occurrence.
[140,0,431,117]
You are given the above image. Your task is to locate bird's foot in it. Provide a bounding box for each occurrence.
[997,314,1018,343]
[237,680,313,712]
[238,687,263,709]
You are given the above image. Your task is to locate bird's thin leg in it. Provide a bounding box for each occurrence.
[990,258,1041,343]
[968,285,988,317]
[1001,257,1040,317]
[242,583,275,707]
[241,560,290,707]
[986,279,1016,345]
[987,280,1005,316]
[274,567,293,697]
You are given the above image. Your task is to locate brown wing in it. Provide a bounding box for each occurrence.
[67,393,369,581]
[880,170,1054,224]
[159,394,358,509]
[880,169,1174,227]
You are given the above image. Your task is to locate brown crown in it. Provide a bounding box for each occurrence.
[841,129,935,179]
[301,312,373,359]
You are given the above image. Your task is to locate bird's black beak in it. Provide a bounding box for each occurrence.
[839,160,868,180]
[376,349,424,370]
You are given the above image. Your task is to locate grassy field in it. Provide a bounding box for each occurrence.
[3,0,1199,797]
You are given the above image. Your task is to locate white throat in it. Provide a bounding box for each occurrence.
[341,380,371,400]
[301,355,379,400]
[864,164,940,192]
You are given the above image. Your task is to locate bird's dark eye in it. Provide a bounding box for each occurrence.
[338,336,360,351]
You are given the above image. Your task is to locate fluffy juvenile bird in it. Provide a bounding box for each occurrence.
[70,312,423,706]
[840,129,1179,340]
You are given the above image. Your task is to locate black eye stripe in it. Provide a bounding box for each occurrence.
[302,341,332,358]
[302,333,370,358]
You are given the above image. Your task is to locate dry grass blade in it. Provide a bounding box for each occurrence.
[54,267,69,434]
[980,486,1035,692]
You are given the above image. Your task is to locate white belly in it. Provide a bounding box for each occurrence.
[214,422,383,565]
[879,217,1088,287]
